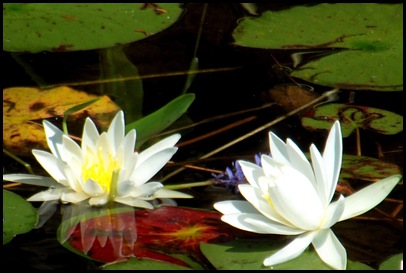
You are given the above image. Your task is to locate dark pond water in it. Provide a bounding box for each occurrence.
[3,3,403,270]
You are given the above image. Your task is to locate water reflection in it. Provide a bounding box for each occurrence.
[57,202,254,269]
[59,202,137,262]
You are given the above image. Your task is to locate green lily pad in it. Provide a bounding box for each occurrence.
[200,239,374,270]
[3,189,38,244]
[301,103,403,137]
[101,257,193,270]
[291,48,403,91]
[379,253,403,270]
[201,239,282,270]
[3,3,183,53]
[341,154,402,182]
[232,3,403,91]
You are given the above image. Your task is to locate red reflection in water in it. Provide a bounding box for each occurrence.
[65,206,252,268]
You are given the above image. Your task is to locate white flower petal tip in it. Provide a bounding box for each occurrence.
[339,174,402,222]
[214,121,400,269]
[14,110,186,208]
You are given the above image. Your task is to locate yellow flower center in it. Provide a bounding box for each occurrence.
[82,147,118,193]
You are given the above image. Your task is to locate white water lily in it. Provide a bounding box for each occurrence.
[3,111,192,208]
[214,121,401,270]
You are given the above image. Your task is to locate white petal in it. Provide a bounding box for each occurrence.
[83,178,106,196]
[32,150,68,183]
[222,213,303,235]
[260,155,282,179]
[214,200,303,235]
[89,196,109,206]
[286,138,316,185]
[128,182,163,198]
[137,134,181,166]
[81,117,100,152]
[114,196,154,209]
[268,131,290,165]
[153,188,193,198]
[3,174,59,188]
[58,160,82,191]
[123,129,136,159]
[130,147,178,186]
[312,228,347,270]
[339,174,401,222]
[214,200,261,215]
[61,191,90,204]
[322,120,342,202]
[62,135,83,164]
[238,184,293,227]
[96,133,112,167]
[269,166,324,230]
[322,195,345,229]
[237,160,265,188]
[27,188,65,201]
[310,144,331,205]
[117,152,138,181]
[117,179,135,196]
[263,231,317,266]
[107,110,125,154]
[42,120,65,160]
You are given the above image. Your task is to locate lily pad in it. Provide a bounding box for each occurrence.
[341,154,402,183]
[3,189,38,244]
[3,3,183,53]
[232,3,403,91]
[3,86,120,156]
[291,48,403,91]
[101,257,193,270]
[301,103,403,137]
[200,239,374,270]
[379,253,403,270]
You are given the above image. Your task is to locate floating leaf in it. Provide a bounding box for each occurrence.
[301,103,403,137]
[101,257,193,270]
[341,154,402,183]
[59,205,252,268]
[3,3,183,53]
[232,3,403,91]
[3,86,120,156]
[201,239,278,270]
[291,48,403,91]
[201,239,374,270]
[3,189,38,244]
[379,253,403,270]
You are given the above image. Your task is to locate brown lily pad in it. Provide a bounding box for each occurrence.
[301,103,403,137]
[341,154,402,183]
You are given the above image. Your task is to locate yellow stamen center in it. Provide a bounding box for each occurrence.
[82,147,118,193]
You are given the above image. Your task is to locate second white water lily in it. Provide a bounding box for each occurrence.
[214,121,401,269]
[3,111,192,208]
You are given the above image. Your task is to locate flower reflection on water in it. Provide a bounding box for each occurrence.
[59,203,138,263]
[59,203,252,269]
